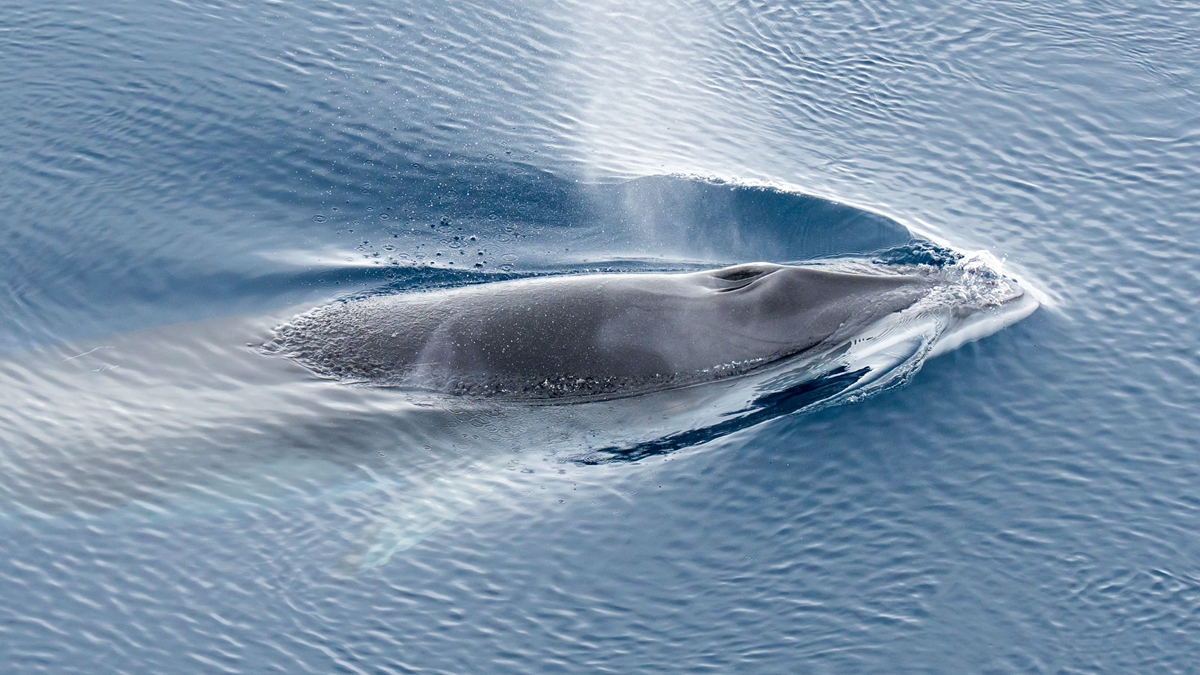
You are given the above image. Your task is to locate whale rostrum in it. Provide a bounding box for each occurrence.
[267,263,941,401]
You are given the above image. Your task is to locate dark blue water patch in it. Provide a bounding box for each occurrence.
[336,169,919,263]
[0,165,922,353]
[576,365,871,465]
[585,175,917,262]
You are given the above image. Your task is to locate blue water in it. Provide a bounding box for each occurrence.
[3,0,1199,672]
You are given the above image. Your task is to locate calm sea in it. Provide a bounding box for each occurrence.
[2,1,1198,672]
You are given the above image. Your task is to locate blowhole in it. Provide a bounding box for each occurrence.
[711,265,773,282]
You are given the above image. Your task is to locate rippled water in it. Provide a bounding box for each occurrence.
[3,0,1199,672]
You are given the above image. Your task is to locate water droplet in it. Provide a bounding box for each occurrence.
[312,214,327,223]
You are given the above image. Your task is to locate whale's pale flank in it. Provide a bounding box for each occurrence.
[268,261,1035,401]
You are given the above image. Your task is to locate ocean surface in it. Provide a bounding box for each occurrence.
[2,0,1199,672]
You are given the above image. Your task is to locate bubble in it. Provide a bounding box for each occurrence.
[486,153,495,159]
[312,214,328,223]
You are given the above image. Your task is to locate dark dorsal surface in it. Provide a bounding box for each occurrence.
[270,263,928,400]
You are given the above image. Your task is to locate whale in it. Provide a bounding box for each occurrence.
[0,254,1038,569]
[268,262,944,401]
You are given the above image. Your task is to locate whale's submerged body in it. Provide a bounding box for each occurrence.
[268,258,1038,405]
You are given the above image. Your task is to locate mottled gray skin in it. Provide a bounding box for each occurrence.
[272,263,929,400]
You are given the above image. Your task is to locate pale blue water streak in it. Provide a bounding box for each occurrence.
[2,0,1199,673]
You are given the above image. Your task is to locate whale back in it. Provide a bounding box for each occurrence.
[269,263,928,400]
